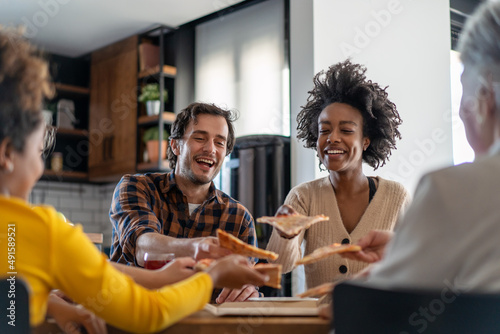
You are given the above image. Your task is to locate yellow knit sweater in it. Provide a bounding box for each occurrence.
[266,176,410,291]
[0,196,212,333]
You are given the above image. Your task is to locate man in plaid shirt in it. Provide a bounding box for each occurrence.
[109,102,258,302]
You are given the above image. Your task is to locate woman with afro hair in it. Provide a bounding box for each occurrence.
[266,60,410,294]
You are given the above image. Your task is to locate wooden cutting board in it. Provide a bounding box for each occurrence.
[201,297,319,317]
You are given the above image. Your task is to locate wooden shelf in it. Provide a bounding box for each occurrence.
[41,170,88,181]
[56,128,88,138]
[138,112,176,126]
[137,160,170,172]
[54,83,90,95]
[138,65,177,79]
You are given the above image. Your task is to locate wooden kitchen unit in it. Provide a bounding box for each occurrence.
[88,36,138,182]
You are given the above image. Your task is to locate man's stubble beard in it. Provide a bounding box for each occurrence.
[181,163,221,186]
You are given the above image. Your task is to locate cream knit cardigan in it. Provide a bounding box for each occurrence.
[266,176,410,290]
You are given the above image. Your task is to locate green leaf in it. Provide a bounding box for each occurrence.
[138,83,168,103]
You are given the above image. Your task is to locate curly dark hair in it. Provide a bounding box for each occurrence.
[0,28,54,155]
[297,59,402,170]
[167,102,237,169]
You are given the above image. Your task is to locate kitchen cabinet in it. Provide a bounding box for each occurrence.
[42,28,192,182]
[88,36,138,182]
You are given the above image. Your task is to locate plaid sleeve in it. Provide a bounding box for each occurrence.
[218,202,257,247]
[109,175,162,265]
[240,209,257,248]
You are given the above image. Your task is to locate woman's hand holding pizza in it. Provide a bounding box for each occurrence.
[340,230,394,263]
[153,257,197,287]
[275,204,298,216]
[206,255,269,289]
[274,205,299,238]
[259,205,329,239]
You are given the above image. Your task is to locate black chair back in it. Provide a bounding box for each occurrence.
[333,281,500,334]
[0,277,30,334]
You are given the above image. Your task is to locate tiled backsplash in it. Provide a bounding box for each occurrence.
[30,181,117,249]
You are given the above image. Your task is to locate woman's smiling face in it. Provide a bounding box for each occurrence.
[316,102,370,173]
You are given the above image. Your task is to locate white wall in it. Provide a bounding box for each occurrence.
[289,0,316,296]
[290,0,317,189]
[312,0,453,193]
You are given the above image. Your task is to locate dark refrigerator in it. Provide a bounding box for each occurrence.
[223,134,292,296]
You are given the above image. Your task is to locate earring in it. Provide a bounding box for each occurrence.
[5,161,14,173]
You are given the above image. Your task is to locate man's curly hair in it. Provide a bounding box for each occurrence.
[0,27,54,154]
[297,60,402,170]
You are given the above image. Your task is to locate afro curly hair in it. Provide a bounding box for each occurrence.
[297,59,402,170]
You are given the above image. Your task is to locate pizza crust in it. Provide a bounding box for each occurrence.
[217,229,279,261]
[254,263,282,289]
[257,213,329,237]
[193,258,216,272]
[297,282,336,298]
[295,243,361,266]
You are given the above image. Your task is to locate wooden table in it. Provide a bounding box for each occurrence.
[85,232,103,251]
[35,313,330,334]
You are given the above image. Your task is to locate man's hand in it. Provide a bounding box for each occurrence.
[215,285,259,304]
[193,236,232,261]
[340,230,394,263]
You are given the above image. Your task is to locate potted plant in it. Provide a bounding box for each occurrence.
[142,126,169,162]
[138,83,168,116]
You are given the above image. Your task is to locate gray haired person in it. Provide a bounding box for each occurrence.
[343,0,500,293]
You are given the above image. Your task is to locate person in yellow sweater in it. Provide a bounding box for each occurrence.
[0,28,268,334]
[266,60,410,293]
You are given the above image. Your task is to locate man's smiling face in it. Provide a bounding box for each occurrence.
[173,113,228,185]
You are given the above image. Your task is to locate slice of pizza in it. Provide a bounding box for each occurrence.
[256,213,329,237]
[217,229,279,261]
[193,258,216,272]
[295,243,361,266]
[297,282,336,298]
[254,263,282,289]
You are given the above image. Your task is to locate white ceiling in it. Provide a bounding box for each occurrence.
[0,0,245,57]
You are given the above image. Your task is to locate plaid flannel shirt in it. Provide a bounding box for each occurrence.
[109,171,256,265]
